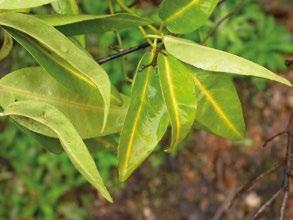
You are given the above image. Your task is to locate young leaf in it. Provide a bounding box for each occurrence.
[0,30,13,61]
[0,0,55,9]
[118,53,169,181]
[157,54,197,153]
[190,67,245,140]
[38,14,152,36]
[163,36,292,86]
[0,67,128,139]
[0,101,113,202]
[0,12,111,130]
[159,0,219,34]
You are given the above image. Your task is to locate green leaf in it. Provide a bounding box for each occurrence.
[14,122,63,154]
[0,100,113,202]
[19,125,117,154]
[0,0,55,9]
[118,53,169,181]
[51,0,85,47]
[163,36,292,86]
[0,12,112,131]
[37,13,152,36]
[0,30,13,61]
[0,67,128,139]
[17,122,117,154]
[190,67,245,140]
[159,0,219,34]
[157,54,197,153]
[51,0,79,15]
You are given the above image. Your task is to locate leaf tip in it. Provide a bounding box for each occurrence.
[105,195,114,203]
[96,185,113,203]
[118,168,130,182]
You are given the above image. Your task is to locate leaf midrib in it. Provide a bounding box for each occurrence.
[165,0,200,23]
[162,56,181,146]
[122,67,153,173]
[0,85,123,112]
[192,75,242,138]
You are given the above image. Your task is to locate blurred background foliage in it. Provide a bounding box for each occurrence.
[0,0,292,219]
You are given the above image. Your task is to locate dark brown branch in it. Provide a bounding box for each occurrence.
[279,121,293,220]
[202,0,246,45]
[263,131,287,148]
[280,191,289,220]
[228,161,284,208]
[247,188,283,220]
[224,113,293,219]
[96,42,151,64]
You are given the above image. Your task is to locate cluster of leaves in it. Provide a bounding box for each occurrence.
[0,0,291,202]
[200,0,293,89]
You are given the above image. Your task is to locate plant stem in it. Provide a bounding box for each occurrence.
[108,0,131,81]
[116,0,160,40]
[96,42,151,64]
[202,0,246,45]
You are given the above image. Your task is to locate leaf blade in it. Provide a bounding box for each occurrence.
[157,54,197,153]
[0,67,128,139]
[0,30,13,61]
[159,0,219,33]
[118,53,169,181]
[0,0,55,9]
[164,36,291,86]
[190,67,245,140]
[0,12,112,129]
[38,13,152,36]
[0,100,113,202]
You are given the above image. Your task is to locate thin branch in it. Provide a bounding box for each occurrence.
[247,188,283,220]
[223,113,293,219]
[262,131,287,148]
[279,131,293,220]
[96,42,151,64]
[228,161,284,208]
[212,188,236,220]
[280,191,289,220]
[202,0,246,45]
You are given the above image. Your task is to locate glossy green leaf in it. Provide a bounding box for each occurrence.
[159,0,219,34]
[0,100,113,202]
[0,12,111,130]
[51,0,85,47]
[0,0,55,9]
[157,54,197,153]
[0,67,128,139]
[190,67,245,140]
[118,53,169,181]
[0,30,13,61]
[164,36,292,86]
[38,13,152,36]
